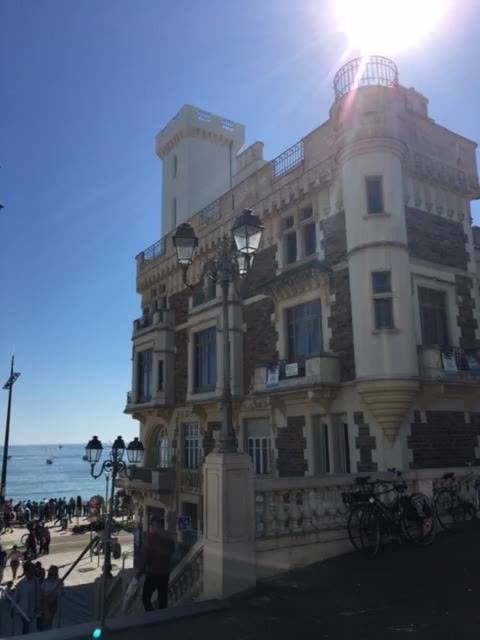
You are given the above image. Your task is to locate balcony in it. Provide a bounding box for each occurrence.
[125,389,171,414]
[133,309,172,336]
[116,466,176,493]
[179,469,202,494]
[418,346,480,381]
[253,354,340,394]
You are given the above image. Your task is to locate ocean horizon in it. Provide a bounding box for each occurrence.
[0,443,114,502]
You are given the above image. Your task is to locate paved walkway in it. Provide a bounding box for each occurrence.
[110,523,480,640]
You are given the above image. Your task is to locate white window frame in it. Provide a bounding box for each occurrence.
[312,415,351,475]
[248,436,272,475]
[157,428,171,469]
[183,423,202,470]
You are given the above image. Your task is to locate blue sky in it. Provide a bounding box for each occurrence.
[1,0,479,444]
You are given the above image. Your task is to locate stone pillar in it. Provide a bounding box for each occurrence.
[202,452,256,599]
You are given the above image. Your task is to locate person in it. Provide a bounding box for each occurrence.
[25,527,37,560]
[0,544,7,584]
[39,565,63,630]
[34,561,45,583]
[8,545,21,580]
[39,523,51,555]
[140,517,175,611]
[14,562,40,634]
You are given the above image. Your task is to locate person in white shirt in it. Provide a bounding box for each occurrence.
[14,562,39,634]
[39,565,63,630]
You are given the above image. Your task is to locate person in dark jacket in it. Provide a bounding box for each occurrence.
[140,518,175,611]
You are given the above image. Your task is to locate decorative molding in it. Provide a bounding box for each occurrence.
[271,260,330,303]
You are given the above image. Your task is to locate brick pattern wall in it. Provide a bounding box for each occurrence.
[353,412,378,473]
[329,268,355,381]
[170,290,189,326]
[202,421,221,457]
[405,207,468,270]
[408,411,480,468]
[174,330,188,404]
[321,211,347,265]
[243,298,278,392]
[455,275,478,349]
[241,245,277,299]
[276,416,307,477]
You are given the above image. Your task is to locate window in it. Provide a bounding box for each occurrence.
[419,287,449,346]
[372,271,394,330]
[246,418,272,475]
[173,155,178,178]
[194,327,217,392]
[332,419,350,474]
[183,424,201,469]
[192,278,216,307]
[158,360,164,391]
[313,417,330,474]
[137,350,153,402]
[366,176,384,214]
[157,429,170,468]
[285,232,297,264]
[287,300,322,361]
[303,222,316,256]
[282,215,294,230]
[301,205,313,220]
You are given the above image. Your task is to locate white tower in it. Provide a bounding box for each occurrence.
[155,105,245,235]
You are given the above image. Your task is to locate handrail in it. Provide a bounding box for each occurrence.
[0,585,31,622]
[61,535,100,583]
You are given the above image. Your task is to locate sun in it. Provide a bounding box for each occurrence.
[334,0,451,55]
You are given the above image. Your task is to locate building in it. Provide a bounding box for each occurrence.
[123,56,480,575]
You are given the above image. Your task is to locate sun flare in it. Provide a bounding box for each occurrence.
[334,0,451,55]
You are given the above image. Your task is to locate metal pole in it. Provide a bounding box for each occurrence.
[215,276,236,453]
[100,463,115,628]
[0,356,15,503]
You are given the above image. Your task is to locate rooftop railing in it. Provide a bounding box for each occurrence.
[333,56,398,102]
[272,140,304,178]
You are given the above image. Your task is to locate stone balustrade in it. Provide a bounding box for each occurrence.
[168,541,204,607]
[254,475,354,539]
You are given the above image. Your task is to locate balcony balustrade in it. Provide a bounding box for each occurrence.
[418,346,480,381]
[116,466,176,493]
[253,354,340,394]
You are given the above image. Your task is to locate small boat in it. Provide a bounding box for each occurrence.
[46,459,53,465]
[82,454,88,461]
[58,445,63,449]
[7,455,11,460]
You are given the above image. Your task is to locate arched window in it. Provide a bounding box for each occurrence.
[157,428,171,468]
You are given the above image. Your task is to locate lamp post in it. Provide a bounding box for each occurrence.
[84,434,144,625]
[0,356,21,505]
[172,209,264,453]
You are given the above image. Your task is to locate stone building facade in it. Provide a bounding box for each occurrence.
[124,57,480,538]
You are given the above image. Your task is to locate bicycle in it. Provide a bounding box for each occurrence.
[355,471,435,558]
[433,462,480,532]
[343,476,384,551]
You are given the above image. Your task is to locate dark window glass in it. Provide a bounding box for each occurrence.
[303,222,316,256]
[372,271,391,294]
[158,360,164,391]
[287,300,322,361]
[366,177,384,214]
[285,232,297,264]
[283,216,294,230]
[137,350,153,402]
[192,278,216,307]
[301,205,313,220]
[419,288,449,346]
[374,298,394,330]
[194,327,217,392]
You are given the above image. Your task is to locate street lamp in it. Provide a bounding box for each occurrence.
[172,208,264,453]
[0,356,21,505]
[85,434,144,625]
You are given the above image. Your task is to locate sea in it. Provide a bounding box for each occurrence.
[0,444,113,502]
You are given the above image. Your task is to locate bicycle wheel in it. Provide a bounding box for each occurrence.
[20,532,29,546]
[435,489,468,532]
[401,494,435,545]
[347,503,368,551]
[358,505,382,558]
